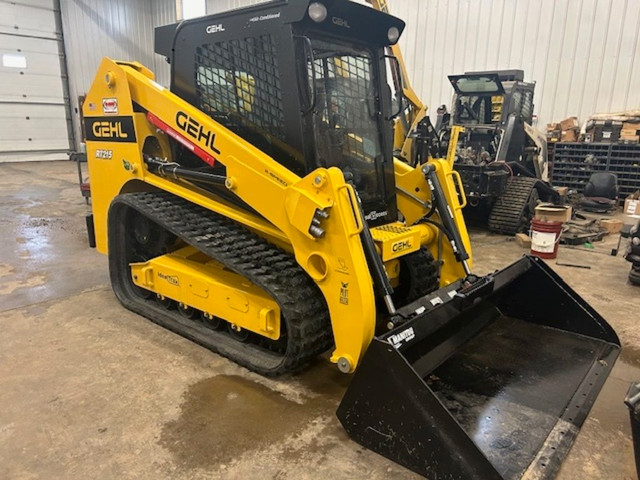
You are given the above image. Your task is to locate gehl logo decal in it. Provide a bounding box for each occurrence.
[84,116,137,143]
[392,239,413,253]
[175,111,221,154]
[206,24,225,33]
[93,122,128,138]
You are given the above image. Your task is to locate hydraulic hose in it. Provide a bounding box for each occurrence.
[144,156,227,186]
[421,163,471,276]
[346,177,397,316]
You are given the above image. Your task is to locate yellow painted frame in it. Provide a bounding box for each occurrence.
[84,58,472,372]
[131,246,281,340]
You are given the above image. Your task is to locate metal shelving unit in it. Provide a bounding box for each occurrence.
[609,144,640,199]
[551,142,640,199]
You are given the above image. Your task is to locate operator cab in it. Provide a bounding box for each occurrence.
[155,0,405,226]
[448,71,535,127]
[446,70,538,168]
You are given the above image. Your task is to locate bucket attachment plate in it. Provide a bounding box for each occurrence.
[337,255,620,480]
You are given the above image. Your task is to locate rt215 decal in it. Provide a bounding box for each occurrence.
[95,149,113,159]
[84,116,137,143]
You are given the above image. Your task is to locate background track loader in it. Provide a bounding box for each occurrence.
[82,1,620,478]
[442,70,560,235]
[368,1,558,236]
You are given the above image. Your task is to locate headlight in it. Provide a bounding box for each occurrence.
[308,2,327,23]
[387,26,400,43]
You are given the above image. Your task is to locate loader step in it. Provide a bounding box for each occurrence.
[108,191,332,376]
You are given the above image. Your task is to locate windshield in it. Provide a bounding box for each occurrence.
[306,39,383,204]
[451,75,503,94]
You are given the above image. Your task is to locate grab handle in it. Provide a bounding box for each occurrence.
[447,169,467,209]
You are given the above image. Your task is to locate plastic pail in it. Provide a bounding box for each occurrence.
[531,219,563,259]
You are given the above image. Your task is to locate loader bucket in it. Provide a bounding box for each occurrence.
[337,255,620,480]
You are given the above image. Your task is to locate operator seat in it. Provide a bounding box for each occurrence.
[578,172,618,213]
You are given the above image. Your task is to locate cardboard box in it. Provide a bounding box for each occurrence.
[553,186,569,196]
[560,129,579,142]
[600,219,623,234]
[535,204,572,222]
[559,116,579,131]
[621,131,639,138]
[625,198,640,215]
[625,214,640,226]
[515,233,531,248]
[620,124,639,142]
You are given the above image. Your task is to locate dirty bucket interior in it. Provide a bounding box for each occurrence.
[338,256,620,480]
[426,315,612,478]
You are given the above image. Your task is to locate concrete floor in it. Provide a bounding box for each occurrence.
[0,160,638,480]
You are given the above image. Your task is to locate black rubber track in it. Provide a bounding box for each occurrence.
[629,265,640,286]
[108,191,333,376]
[488,176,540,235]
[392,248,439,305]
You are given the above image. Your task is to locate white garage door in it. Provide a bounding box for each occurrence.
[0,0,71,162]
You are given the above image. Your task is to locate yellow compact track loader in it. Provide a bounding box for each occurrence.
[83,1,620,478]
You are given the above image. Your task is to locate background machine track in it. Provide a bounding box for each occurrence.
[108,191,333,376]
[488,176,540,235]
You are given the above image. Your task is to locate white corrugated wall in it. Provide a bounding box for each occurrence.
[205,0,268,15]
[60,0,177,148]
[205,0,640,129]
[389,0,640,128]
[57,0,639,147]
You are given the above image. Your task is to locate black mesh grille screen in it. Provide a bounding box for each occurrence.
[522,90,534,121]
[195,35,285,141]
